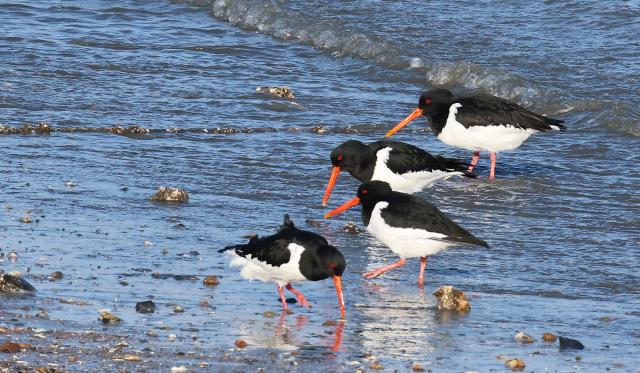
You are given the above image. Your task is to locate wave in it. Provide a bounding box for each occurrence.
[178,0,640,137]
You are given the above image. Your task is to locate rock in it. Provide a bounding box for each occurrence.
[235,339,247,348]
[149,187,189,203]
[433,285,470,312]
[174,305,184,313]
[203,276,219,287]
[111,124,149,135]
[121,354,141,362]
[322,320,338,327]
[369,361,383,370]
[0,273,36,293]
[411,363,426,372]
[263,311,277,318]
[19,215,33,223]
[99,310,122,324]
[255,86,295,99]
[505,358,525,370]
[0,341,32,353]
[599,316,613,322]
[514,331,535,344]
[542,332,557,342]
[170,366,188,373]
[341,221,363,234]
[49,271,64,281]
[311,125,327,134]
[559,336,585,350]
[135,300,156,314]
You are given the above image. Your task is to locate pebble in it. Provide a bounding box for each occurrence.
[19,215,32,223]
[234,339,247,349]
[412,363,426,371]
[135,300,156,314]
[149,186,189,202]
[122,354,140,362]
[341,221,363,234]
[98,310,122,324]
[49,271,63,281]
[174,305,184,313]
[0,341,32,353]
[542,332,557,342]
[170,366,188,373]
[369,361,383,370]
[514,331,535,344]
[255,86,295,99]
[322,320,338,327]
[263,311,277,318]
[168,334,177,341]
[202,276,219,287]
[433,285,470,312]
[559,336,585,350]
[505,358,525,370]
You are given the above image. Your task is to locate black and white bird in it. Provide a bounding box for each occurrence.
[324,181,488,286]
[386,89,566,179]
[219,214,346,317]
[322,139,475,206]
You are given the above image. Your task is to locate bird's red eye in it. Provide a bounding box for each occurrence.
[330,262,336,269]
[361,189,368,195]
[337,154,343,161]
[425,98,432,105]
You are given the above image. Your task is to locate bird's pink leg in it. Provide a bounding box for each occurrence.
[418,256,428,287]
[489,152,497,179]
[363,258,406,279]
[286,283,311,308]
[277,284,289,312]
[467,151,480,172]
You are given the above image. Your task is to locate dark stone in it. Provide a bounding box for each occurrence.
[559,336,585,350]
[276,297,297,304]
[0,274,36,293]
[136,300,156,314]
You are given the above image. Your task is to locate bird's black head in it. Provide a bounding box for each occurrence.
[319,245,346,277]
[418,88,453,117]
[330,140,368,171]
[356,180,393,206]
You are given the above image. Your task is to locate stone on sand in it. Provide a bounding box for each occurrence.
[433,285,470,312]
[149,187,189,202]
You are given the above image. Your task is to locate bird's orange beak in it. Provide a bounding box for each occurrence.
[385,107,423,137]
[322,166,341,207]
[333,275,345,318]
[323,196,360,218]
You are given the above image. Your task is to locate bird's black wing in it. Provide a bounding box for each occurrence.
[371,140,474,176]
[455,95,565,132]
[381,194,489,248]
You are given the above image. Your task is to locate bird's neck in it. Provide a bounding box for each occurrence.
[429,113,448,135]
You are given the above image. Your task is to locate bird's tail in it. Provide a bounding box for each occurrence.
[438,156,477,179]
[218,235,259,253]
[548,118,566,131]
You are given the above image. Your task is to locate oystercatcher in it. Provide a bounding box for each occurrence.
[324,181,488,286]
[322,139,475,206]
[385,89,566,179]
[219,214,346,317]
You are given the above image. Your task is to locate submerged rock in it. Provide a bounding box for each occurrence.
[99,310,122,324]
[255,86,295,99]
[542,332,558,342]
[111,124,149,135]
[0,341,32,353]
[0,273,36,293]
[49,271,64,281]
[559,336,585,350]
[149,187,189,203]
[505,358,525,370]
[203,276,219,287]
[341,221,363,234]
[433,285,470,312]
[514,331,535,344]
[135,300,156,314]
[234,339,247,348]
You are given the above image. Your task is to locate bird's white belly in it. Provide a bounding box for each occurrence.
[437,103,536,152]
[229,243,306,285]
[366,202,452,258]
[371,147,458,194]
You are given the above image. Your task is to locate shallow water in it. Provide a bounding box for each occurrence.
[1,0,640,371]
